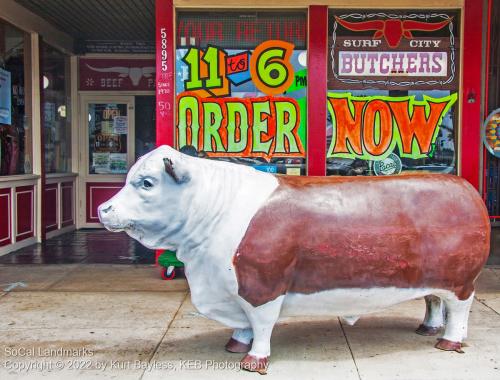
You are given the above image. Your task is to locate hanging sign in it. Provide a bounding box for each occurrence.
[0,68,12,125]
[79,59,155,91]
[483,109,500,158]
[330,12,459,90]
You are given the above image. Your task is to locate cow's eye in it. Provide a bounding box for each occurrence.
[142,179,153,189]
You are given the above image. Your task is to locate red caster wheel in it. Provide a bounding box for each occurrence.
[161,266,176,280]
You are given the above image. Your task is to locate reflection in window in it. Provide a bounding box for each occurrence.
[42,42,71,173]
[327,9,460,176]
[0,20,31,176]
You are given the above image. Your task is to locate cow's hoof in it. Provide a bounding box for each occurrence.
[415,324,441,336]
[240,354,268,375]
[435,338,464,353]
[225,338,252,353]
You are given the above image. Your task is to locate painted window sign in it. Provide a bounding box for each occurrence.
[327,10,460,176]
[176,11,307,174]
[177,94,304,161]
[327,92,457,160]
[330,11,459,90]
[337,51,448,77]
[177,12,306,50]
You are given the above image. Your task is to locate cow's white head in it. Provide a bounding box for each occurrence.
[98,145,194,250]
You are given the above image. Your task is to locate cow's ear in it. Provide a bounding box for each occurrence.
[163,157,190,184]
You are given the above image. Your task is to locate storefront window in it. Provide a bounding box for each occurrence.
[41,42,71,173]
[176,11,307,174]
[0,20,31,176]
[327,9,460,176]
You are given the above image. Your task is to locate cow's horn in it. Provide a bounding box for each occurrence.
[163,157,189,184]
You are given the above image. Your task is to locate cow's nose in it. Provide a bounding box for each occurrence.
[99,204,113,214]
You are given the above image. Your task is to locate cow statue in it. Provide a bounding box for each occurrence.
[98,145,490,374]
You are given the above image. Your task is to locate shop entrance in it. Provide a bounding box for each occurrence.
[78,94,155,227]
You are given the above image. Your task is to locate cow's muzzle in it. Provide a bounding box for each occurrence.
[98,203,113,221]
[98,203,123,231]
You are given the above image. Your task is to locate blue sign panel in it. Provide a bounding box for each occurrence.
[0,68,12,125]
[254,165,278,173]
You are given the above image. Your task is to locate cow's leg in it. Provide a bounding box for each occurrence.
[225,328,253,353]
[435,292,474,353]
[238,296,284,374]
[416,295,444,336]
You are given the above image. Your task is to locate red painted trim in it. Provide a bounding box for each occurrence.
[155,0,175,147]
[461,0,483,190]
[44,184,58,233]
[155,0,175,265]
[155,250,163,266]
[307,6,328,176]
[15,186,34,241]
[61,182,74,228]
[482,0,492,202]
[0,188,12,247]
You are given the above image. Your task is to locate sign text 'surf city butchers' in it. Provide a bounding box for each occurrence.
[329,12,460,90]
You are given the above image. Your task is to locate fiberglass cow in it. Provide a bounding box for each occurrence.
[98,146,490,374]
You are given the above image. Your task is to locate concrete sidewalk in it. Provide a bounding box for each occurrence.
[0,264,499,380]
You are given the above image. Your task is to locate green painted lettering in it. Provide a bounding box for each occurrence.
[177,95,200,149]
[275,101,300,153]
[203,102,225,152]
[226,102,249,152]
[252,101,273,154]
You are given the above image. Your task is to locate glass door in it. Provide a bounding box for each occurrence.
[79,95,135,227]
[87,100,134,175]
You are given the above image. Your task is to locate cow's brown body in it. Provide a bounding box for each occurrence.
[234,174,490,307]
